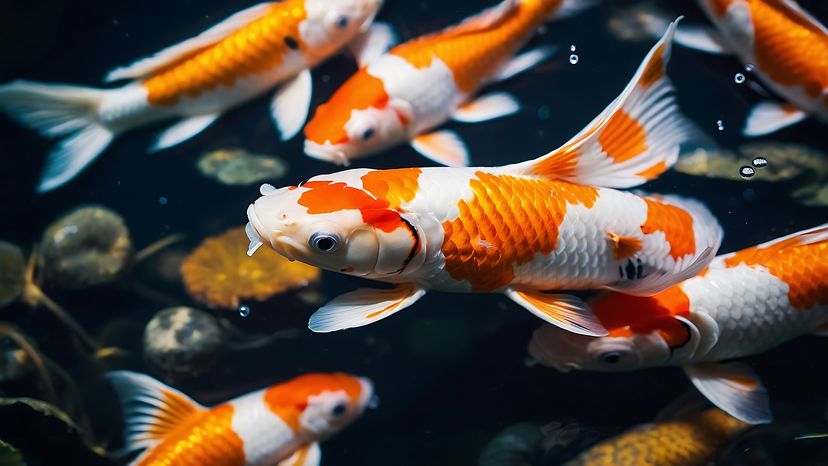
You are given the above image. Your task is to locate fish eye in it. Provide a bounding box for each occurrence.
[362,128,375,140]
[600,351,622,364]
[331,403,348,417]
[336,16,349,28]
[309,232,340,253]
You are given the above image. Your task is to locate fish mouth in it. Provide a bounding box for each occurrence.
[245,205,267,256]
[304,140,351,166]
[245,202,304,261]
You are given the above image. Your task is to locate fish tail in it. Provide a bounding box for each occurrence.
[0,80,114,192]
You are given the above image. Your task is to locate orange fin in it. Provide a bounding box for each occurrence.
[607,231,642,260]
[105,3,274,82]
[684,362,771,424]
[308,285,426,332]
[715,222,828,269]
[278,442,321,466]
[107,371,206,453]
[506,289,608,336]
[505,17,694,188]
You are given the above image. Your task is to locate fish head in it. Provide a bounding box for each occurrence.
[304,69,409,164]
[264,373,376,439]
[301,0,384,52]
[247,170,424,279]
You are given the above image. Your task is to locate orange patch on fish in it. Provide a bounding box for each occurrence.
[723,235,828,309]
[143,1,304,105]
[598,110,649,163]
[639,43,666,89]
[264,374,362,431]
[608,232,643,260]
[441,172,599,292]
[390,0,562,93]
[137,404,245,466]
[361,168,422,209]
[591,286,691,348]
[750,0,828,99]
[305,69,389,144]
[298,181,406,233]
[640,197,696,260]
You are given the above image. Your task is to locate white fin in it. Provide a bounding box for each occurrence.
[106,371,207,453]
[245,216,264,256]
[309,285,426,333]
[743,101,807,137]
[105,3,275,82]
[0,80,114,192]
[505,289,608,337]
[715,222,828,267]
[492,46,557,82]
[685,311,720,357]
[453,92,520,123]
[411,130,469,167]
[271,69,312,141]
[278,443,321,466]
[505,18,694,188]
[348,22,398,67]
[151,113,219,152]
[673,25,731,55]
[444,0,519,37]
[549,0,599,21]
[684,362,772,424]
[606,246,716,296]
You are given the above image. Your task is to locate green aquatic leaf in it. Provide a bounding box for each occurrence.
[0,439,24,466]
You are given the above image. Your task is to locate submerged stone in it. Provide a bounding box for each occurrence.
[143,307,222,375]
[197,149,288,186]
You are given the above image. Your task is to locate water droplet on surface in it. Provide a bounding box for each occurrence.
[734,72,745,84]
[239,305,251,317]
[752,157,768,168]
[569,54,579,65]
[716,120,725,131]
[159,196,168,205]
[739,166,756,178]
[570,44,576,52]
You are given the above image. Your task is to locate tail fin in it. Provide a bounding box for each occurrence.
[505,17,694,188]
[0,80,113,192]
[107,371,206,457]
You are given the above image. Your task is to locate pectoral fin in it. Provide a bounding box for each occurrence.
[410,130,469,167]
[607,231,642,261]
[684,362,772,424]
[151,113,220,152]
[673,25,730,54]
[453,93,520,123]
[492,46,557,82]
[743,101,807,137]
[271,69,312,141]
[308,285,426,333]
[278,443,321,466]
[506,289,608,336]
[349,22,397,67]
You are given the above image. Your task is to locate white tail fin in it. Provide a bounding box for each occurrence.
[0,80,113,192]
[107,371,207,456]
[505,17,694,188]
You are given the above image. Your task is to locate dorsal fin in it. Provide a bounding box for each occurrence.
[432,0,518,39]
[107,371,207,453]
[104,3,275,82]
[505,17,694,188]
[713,222,828,268]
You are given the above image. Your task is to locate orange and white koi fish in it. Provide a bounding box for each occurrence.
[0,0,389,192]
[529,223,828,424]
[303,0,592,167]
[107,371,375,466]
[246,20,722,337]
[668,0,828,136]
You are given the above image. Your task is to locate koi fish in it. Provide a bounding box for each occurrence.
[528,223,828,424]
[107,371,375,466]
[246,19,723,337]
[667,0,828,136]
[566,401,749,466]
[303,0,593,167]
[0,0,390,192]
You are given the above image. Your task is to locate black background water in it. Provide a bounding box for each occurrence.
[1,0,828,464]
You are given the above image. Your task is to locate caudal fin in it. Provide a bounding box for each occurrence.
[506,17,695,188]
[0,80,113,192]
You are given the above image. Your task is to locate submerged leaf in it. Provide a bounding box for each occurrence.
[181,227,320,309]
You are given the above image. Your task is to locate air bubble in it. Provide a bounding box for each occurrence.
[734,72,745,84]
[716,120,725,131]
[744,64,755,72]
[569,54,579,65]
[570,44,576,52]
[239,305,251,317]
[739,166,756,178]
[752,157,768,168]
[159,196,168,205]
[537,105,551,121]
